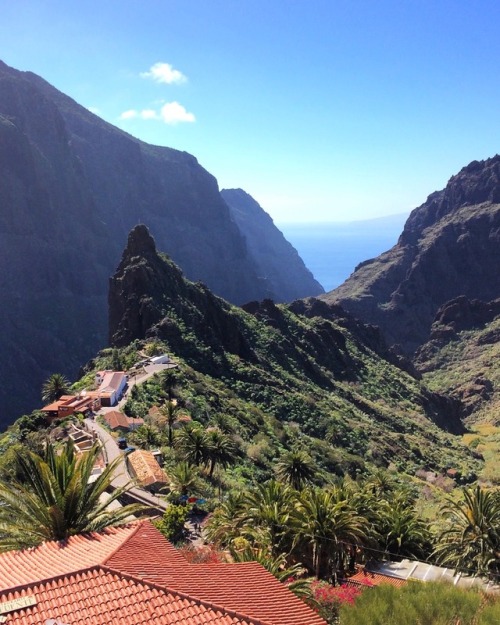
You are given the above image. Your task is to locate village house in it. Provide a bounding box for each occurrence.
[90,370,127,406]
[102,410,144,433]
[40,394,100,422]
[0,521,327,625]
[126,449,168,492]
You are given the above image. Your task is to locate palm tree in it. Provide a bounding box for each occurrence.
[376,499,431,560]
[241,480,297,558]
[275,449,317,490]
[161,400,179,447]
[162,370,178,402]
[204,491,247,547]
[0,441,145,551]
[130,424,163,449]
[41,373,71,403]
[176,424,211,467]
[206,428,238,477]
[434,486,500,579]
[168,461,200,503]
[294,486,368,580]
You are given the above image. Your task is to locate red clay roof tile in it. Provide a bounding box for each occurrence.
[0,521,327,625]
[0,568,255,625]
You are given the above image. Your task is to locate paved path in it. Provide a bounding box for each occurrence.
[85,417,168,512]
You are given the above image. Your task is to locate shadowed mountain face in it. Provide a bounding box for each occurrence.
[324,156,500,355]
[221,189,324,300]
[0,60,320,425]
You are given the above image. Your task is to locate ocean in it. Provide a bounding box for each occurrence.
[279,213,409,293]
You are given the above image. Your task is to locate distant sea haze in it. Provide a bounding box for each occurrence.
[279,213,409,293]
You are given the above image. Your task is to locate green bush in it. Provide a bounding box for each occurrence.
[339,581,483,625]
[154,504,189,543]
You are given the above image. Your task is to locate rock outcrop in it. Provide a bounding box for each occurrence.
[324,156,500,355]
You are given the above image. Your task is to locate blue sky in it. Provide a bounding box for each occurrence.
[1,1,499,223]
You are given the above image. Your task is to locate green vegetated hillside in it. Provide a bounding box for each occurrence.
[101,225,479,481]
[414,296,500,485]
[416,296,500,424]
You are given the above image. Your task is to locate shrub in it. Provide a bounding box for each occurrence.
[339,581,483,625]
[310,580,365,624]
[154,505,188,543]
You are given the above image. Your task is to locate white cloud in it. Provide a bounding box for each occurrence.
[140,62,187,85]
[119,109,138,119]
[160,101,195,124]
[119,102,195,125]
[87,106,101,115]
[140,109,158,120]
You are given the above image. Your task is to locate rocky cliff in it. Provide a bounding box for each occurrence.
[221,189,324,300]
[324,156,500,355]
[0,60,320,425]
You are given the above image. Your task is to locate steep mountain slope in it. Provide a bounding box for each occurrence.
[416,296,500,423]
[107,225,478,476]
[323,156,500,355]
[221,189,324,299]
[0,60,321,424]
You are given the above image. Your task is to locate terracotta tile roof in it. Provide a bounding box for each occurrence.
[0,525,139,589]
[0,522,327,625]
[142,562,327,625]
[127,450,167,486]
[348,570,407,588]
[106,525,325,625]
[0,567,256,625]
[103,410,130,430]
[104,522,186,569]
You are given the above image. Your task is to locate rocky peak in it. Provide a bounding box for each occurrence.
[122,224,158,260]
[401,155,500,244]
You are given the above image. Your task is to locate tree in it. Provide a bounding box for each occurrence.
[275,449,317,490]
[162,370,178,402]
[176,424,210,467]
[155,504,188,543]
[161,400,179,447]
[294,487,368,580]
[130,424,163,449]
[339,581,483,625]
[241,480,297,559]
[204,491,247,547]
[376,499,431,560]
[434,486,500,579]
[41,373,71,403]
[0,441,145,551]
[168,461,200,503]
[206,428,238,477]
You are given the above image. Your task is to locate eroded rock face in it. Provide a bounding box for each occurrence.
[0,60,316,424]
[324,156,500,355]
